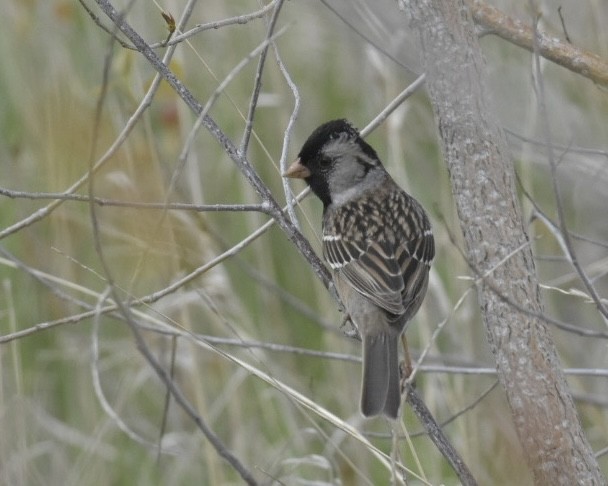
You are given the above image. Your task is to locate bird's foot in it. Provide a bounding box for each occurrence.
[340,314,361,341]
[399,335,416,391]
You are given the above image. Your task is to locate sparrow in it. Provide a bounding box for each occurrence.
[284,119,434,419]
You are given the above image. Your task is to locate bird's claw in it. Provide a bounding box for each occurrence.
[340,314,361,341]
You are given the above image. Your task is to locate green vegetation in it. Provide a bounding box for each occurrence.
[1,1,607,484]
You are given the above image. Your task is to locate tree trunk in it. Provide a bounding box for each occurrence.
[405,0,606,484]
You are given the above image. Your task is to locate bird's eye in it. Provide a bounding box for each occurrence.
[319,157,332,169]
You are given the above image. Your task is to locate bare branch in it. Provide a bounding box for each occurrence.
[155,1,279,48]
[85,10,259,484]
[274,26,302,229]
[90,290,177,453]
[471,0,608,87]
[0,183,314,346]
[320,0,414,73]
[404,384,478,486]
[506,127,608,159]
[0,6,187,242]
[361,74,426,137]
[92,0,332,292]
[240,0,286,153]
[528,7,608,323]
[440,213,608,339]
[0,188,269,213]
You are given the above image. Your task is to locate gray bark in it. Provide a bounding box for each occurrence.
[405,0,606,484]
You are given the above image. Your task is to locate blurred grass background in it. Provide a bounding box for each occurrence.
[0,0,607,484]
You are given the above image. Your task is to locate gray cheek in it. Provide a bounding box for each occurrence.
[327,163,367,205]
[330,186,361,207]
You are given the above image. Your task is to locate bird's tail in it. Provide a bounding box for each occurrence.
[361,332,400,418]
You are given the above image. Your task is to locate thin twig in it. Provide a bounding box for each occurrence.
[124,25,289,292]
[93,0,332,293]
[409,282,475,383]
[595,445,608,459]
[439,214,608,339]
[0,8,184,242]
[0,188,269,213]
[471,0,608,87]
[226,252,338,333]
[177,28,290,184]
[274,21,301,229]
[0,246,98,313]
[124,27,289,293]
[90,289,178,453]
[515,172,608,253]
[77,0,133,48]
[240,0,286,154]
[528,9,608,323]
[361,74,426,138]
[320,0,414,73]
[368,381,500,445]
[153,1,279,48]
[403,383,478,486]
[557,6,571,44]
[506,127,608,159]
[157,335,178,462]
[86,7,258,483]
[0,182,314,345]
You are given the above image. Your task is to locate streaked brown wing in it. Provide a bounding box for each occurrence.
[323,188,435,318]
[396,225,434,317]
[324,236,405,315]
[324,227,433,317]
